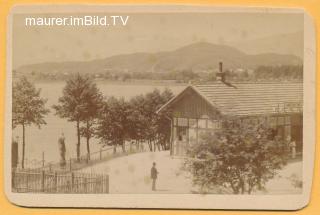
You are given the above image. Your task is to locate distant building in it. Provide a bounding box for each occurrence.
[157,63,303,157]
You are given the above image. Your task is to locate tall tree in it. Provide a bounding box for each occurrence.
[96,97,131,153]
[127,89,173,151]
[127,95,147,148]
[53,73,100,162]
[156,89,174,150]
[79,81,104,160]
[12,76,49,169]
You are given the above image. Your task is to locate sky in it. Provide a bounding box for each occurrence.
[12,12,303,69]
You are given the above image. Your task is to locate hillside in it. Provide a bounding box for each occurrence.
[16,42,302,75]
[231,31,303,58]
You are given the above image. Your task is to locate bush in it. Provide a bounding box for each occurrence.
[184,118,289,194]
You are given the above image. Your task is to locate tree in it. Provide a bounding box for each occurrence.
[79,81,104,160]
[53,73,101,162]
[127,95,148,149]
[185,118,288,194]
[12,76,49,169]
[154,89,174,150]
[127,89,174,151]
[96,97,131,153]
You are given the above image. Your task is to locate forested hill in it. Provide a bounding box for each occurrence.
[16,42,302,76]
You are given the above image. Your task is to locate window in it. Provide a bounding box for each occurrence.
[269,117,277,127]
[173,118,178,126]
[208,120,221,129]
[189,119,197,128]
[198,119,207,129]
[285,116,291,124]
[177,118,188,127]
[277,117,285,125]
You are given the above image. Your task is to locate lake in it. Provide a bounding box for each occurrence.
[12,81,186,165]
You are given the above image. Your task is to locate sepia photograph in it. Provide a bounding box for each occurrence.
[5,5,315,209]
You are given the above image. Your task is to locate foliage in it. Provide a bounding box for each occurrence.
[254,65,303,80]
[79,80,104,159]
[12,76,49,168]
[96,97,131,152]
[12,76,49,128]
[128,89,173,151]
[96,88,174,152]
[53,73,103,161]
[184,118,289,194]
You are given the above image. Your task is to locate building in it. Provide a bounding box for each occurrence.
[157,64,303,157]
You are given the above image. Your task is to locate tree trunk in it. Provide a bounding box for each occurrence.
[230,181,239,194]
[22,123,25,169]
[86,120,90,161]
[148,140,152,151]
[248,183,253,194]
[157,140,161,151]
[113,144,117,154]
[121,140,126,152]
[257,174,262,190]
[76,120,80,162]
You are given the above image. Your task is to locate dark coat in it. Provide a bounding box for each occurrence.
[151,166,158,179]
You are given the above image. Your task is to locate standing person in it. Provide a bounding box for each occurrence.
[58,132,66,168]
[289,139,296,159]
[150,162,158,191]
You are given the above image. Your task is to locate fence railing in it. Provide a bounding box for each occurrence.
[12,168,109,193]
[16,142,148,173]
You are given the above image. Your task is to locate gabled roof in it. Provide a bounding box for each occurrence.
[157,82,303,116]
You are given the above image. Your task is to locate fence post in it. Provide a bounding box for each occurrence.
[100,149,102,160]
[84,177,87,193]
[41,170,45,192]
[42,151,45,169]
[105,175,109,193]
[26,169,29,192]
[54,172,58,193]
[69,158,72,171]
[11,169,15,190]
[71,172,74,192]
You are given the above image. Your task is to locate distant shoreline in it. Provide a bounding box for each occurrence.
[33,78,190,86]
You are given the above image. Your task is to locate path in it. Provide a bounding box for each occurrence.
[79,151,302,194]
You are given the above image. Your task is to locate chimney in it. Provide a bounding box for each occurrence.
[216,61,225,82]
[216,61,237,89]
[219,61,223,73]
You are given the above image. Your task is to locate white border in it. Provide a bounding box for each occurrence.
[4,4,316,210]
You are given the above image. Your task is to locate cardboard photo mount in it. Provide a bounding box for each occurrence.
[4,5,316,210]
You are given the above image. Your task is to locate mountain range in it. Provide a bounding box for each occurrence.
[16,41,302,75]
[231,31,303,58]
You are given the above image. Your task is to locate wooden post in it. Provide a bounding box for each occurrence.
[71,172,74,192]
[69,158,72,171]
[54,172,58,193]
[83,177,87,193]
[11,169,15,190]
[26,169,29,192]
[99,149,102,160]
[41,170,45,192]
[105,175,109,193]
[170,118,174,156]
[42,151,45,168]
